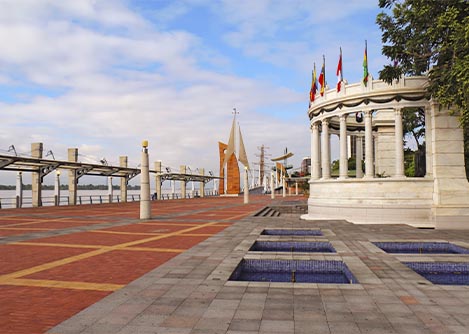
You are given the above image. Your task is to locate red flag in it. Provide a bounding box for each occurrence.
[363,40,369,86]
[309,63,318,104]
[336,47,343,92]
[318,56,325,96]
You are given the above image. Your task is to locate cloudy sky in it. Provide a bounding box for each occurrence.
[0,0,389,185]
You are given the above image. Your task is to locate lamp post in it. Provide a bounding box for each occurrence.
[270,171,275,199]
[140,140,151,219]
[244,166,249,204]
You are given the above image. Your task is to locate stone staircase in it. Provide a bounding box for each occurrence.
[254,204,307,217]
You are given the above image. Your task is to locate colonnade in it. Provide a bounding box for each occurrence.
[310,108,408,180]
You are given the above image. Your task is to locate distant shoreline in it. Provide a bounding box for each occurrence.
[0,184,141,191]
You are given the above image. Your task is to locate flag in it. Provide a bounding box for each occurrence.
[223,117,236,168]
[363,40,369,86]
[336,47,343,92]
[309,63,318,104]
[238,125,249,170]
[318,55,326,96]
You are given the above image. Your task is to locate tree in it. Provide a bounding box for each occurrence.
[376,0,469,126]
[402,108,425,148]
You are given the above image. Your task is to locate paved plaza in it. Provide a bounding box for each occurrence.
[1,196,469,333]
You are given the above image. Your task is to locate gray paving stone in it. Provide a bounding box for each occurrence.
[259,319,295,333]
[47,205,469,334]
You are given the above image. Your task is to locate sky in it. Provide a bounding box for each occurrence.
[0,0,389,186]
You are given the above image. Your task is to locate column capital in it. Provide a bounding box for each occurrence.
[339,114,348,121]
[364,110,372,117]
[322,118,329,126]
[394,108,403,116]
[311,122,319,130]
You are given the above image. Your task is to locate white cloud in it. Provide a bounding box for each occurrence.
[0,0,384,186]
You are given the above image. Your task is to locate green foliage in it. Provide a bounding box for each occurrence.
[377,0,469,126]
[465,124,469,179]
[403,108,425,148]
[404,148,416,177]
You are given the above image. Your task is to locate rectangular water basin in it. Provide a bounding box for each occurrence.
[249,241,335,253]
[229,259,358,284]
[261,229,323,236]
[404,262,469,285]
[373,242,469,254]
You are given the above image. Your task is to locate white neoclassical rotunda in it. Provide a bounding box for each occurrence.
[301,76,469,229]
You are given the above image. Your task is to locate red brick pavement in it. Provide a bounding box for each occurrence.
[0,195,290,334]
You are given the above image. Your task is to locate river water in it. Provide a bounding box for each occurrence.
[0,187,216,209]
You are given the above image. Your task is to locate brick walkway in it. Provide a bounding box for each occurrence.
[45,198,469,334]
[4,196,469,334]
[0,196,276,334]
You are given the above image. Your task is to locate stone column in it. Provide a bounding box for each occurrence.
[54,171,61,206]
[282,175,286,197]
[394,108,405,178]
[339,114,348,179]
[295,182,298,195]
[364,111,374,178]
[180,165,187,199]
[68,148,78,205]
[140,140,151,219]
[108,176,113,203]
[321,120,331,179]
[200,168,205,197]
[154,161,162,200]
[311,122,321,180]
[270,171,275,199]
[31,142,43,207]
[244,167,249,204]
[171,180,175,199]
[424,107,433,178]
[356,136,364,178]
[120,156,128,202]
[16,172,23,208]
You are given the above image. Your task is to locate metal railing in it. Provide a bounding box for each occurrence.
[0,190,220,209]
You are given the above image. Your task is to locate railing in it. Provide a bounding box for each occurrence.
[0,190,221,209]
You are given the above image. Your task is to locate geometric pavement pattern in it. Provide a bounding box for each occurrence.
[0,196,275,334]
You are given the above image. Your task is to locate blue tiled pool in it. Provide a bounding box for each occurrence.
[373,242,469,254]
[261,229,323,236]
[249,241,335,253]
[229,259,358,284]
[404,262,469,285]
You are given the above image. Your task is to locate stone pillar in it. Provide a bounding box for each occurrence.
[424,107,433,178]
[31,143,43,207]
[140,140,151,219]
[430,102,469,228]
[16,172,23,208]
[364,111,374,178]
[154,161,162,200]
[68,148,78,205]
[394,108,405,178]
[213,179,218,195]
[171,180,175,199]
[295,182,298,195]
[120,156,128,202]
[54,171,61,206]
[339,114,348,179]
[321,120,331,179]
[311,122,321,180]
[356,136,364,178]
[180,165,186,199]
[108,176,113,203]
[244,167,249,204]
[282,175,286,197]
[200,168,205,197]
[270,171,275,199]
